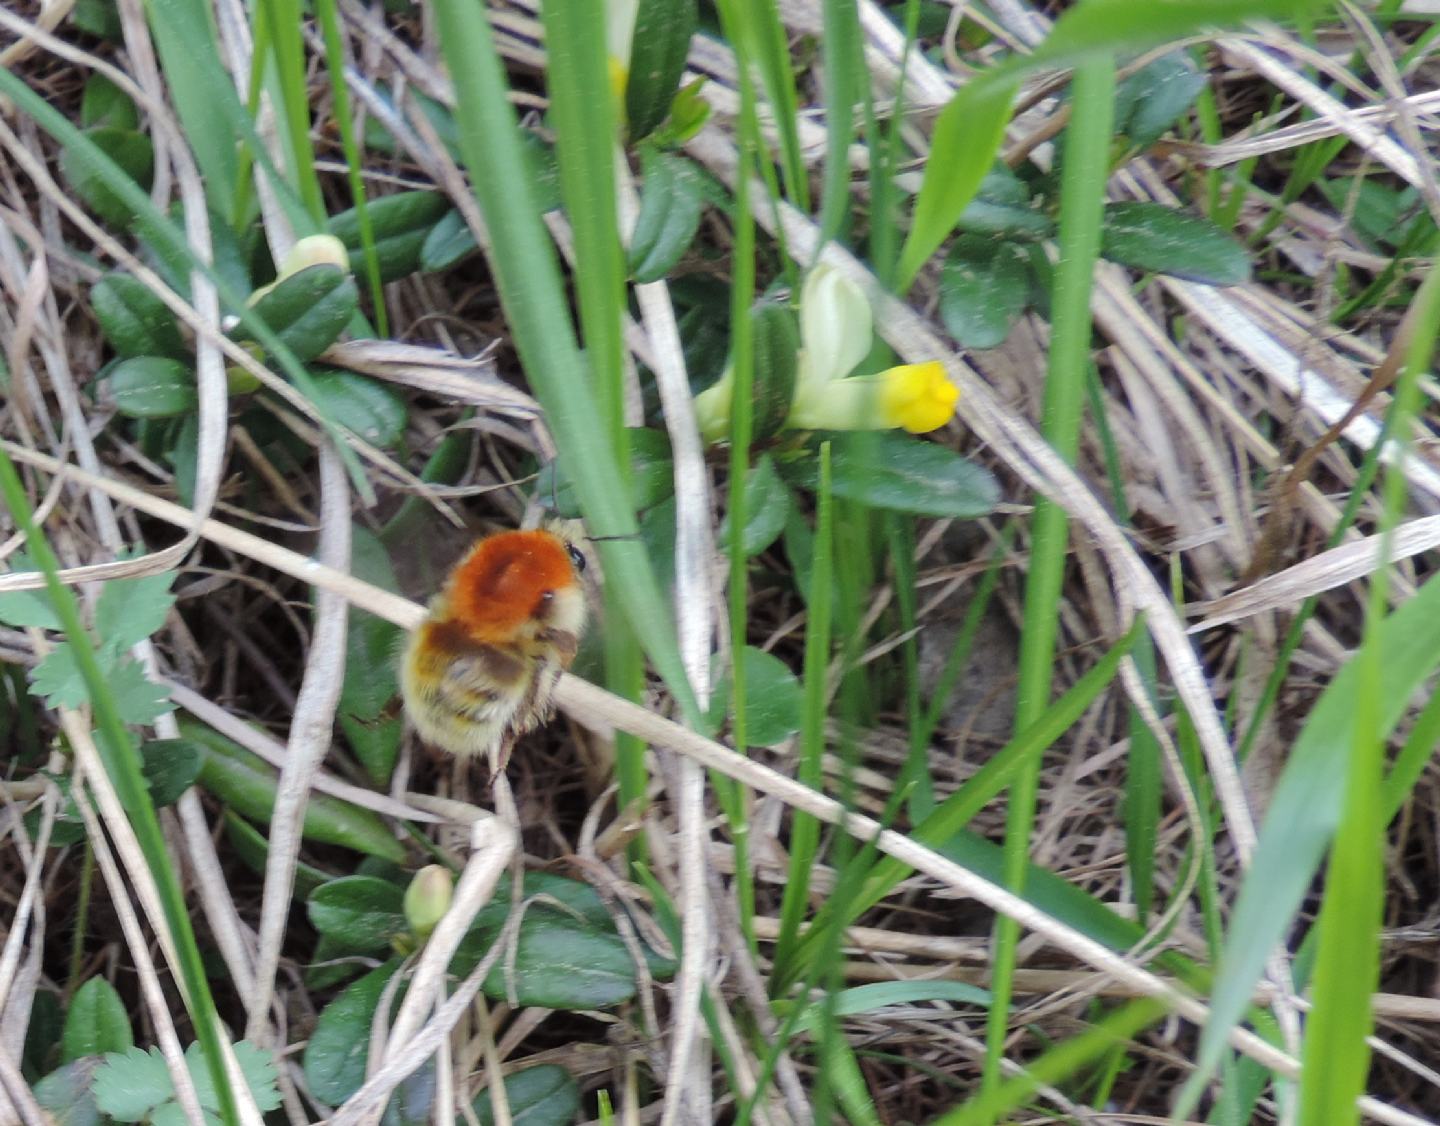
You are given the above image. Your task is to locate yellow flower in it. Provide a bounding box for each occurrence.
[877,362,959,433]
[607,0,639,105]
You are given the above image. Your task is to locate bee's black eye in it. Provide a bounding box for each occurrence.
[566,543,586,573]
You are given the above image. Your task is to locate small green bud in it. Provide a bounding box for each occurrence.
[403,864,453,942]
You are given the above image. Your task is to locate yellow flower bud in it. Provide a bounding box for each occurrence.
[278,234,350,279]
[877,362,959,433]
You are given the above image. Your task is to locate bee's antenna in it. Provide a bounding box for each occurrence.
[588,533,643,544]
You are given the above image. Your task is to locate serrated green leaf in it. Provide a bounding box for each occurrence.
[472,1065,579,1126]
[61,979,133,1063]
[718,454,790,557]
[186,1040,281,1114]
[303,959,405,1104]
[243,266,358,363]
[60,127,154,229]
[106,356,197,418]
[306,370,407,449]
[107,658,173,724]
[781,432,1000,518]
[80,74,139,132]
[629,149,705,283]
[95,571,176,655]
[33,1059,104,1126]
[703,645,802,747]
[0,584,62,630]
[307,876,408,949]
[91,273,187,361]
[31,644,88,710]
[625,0,698,142]
[328,191,451,282]
[140,739,203,805]
[940,234,1031,349]
[92,1045,172,1122]
[1100,201,1251,285]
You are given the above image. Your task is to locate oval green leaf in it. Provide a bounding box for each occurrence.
[1116,51,1208,149]
[60,126,154,229]
[419,210,479,272]
[538,427,675,517]
[718,454,791,558]
[625,0,698,142]
[1100,201,1251,286]
[473,1065,579,1126]
[306,370,408,449]
[328,191,451,282]
[703,645,801,747]
[629,149,705,283]
[957,168,1054,240]
[62,979,133,1063]
[81,74,139,131]
[244,265,358,362]
[303,958,405,1104]
[307,875,408,949]
[92,273,186,361]
[107,356,197,418]
[782,432,1000,518]
[750,299,799,440]
[940,234,1031,349]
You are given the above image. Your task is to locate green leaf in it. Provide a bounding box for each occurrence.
[307,876,408,950]
[472,1065,579,1126]
[96,571,176,655]
[80,74,139,131]
[717,454,790,557]
[91,273,187,361]
[419,210,478,273]
[328,191,451,282]
[71,0,122,39]
[703,645,802,747]
[243,266,358,363]
[898,75,1020,290]
[629,149,706,283]
[92,1045,173,1122]
[538,427,676,517]
[107,658,173,724]
[625,0,698,142]
[1187,570,1440,1107]
[184,720,407,862]
[940,234,1031,349]
[956,168,1054,240]
[60,127,154,229]
[61,979,133,1062]
[781,432,1000,518]
[785,981,992,1038]
[140,739,203,806]
[31,644,88,711]
[306,371,408,449]
[749,298,799,440]
[1115,51,1208,148]
[106,356,197,419]
[1100,201,1251,285]
[0,585,62,630]
[303,958,405,1104]
[186,1040,280,1114]
[33,1059,104,1126]
[224,812,330,900]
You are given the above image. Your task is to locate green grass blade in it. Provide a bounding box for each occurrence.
[430,0,697,723]
[1297,257,1440,1125]
[816,0,861,248]
[984,53,1115,1095]
[257,0,324,219]
[738,0,809,213]
[314,0,388,336]
[0,453,239,1126]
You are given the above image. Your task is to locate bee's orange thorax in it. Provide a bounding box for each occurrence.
[444,529,578,642]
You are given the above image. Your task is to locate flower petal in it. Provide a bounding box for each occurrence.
[799,266,873,386]
[878,362,959,433]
